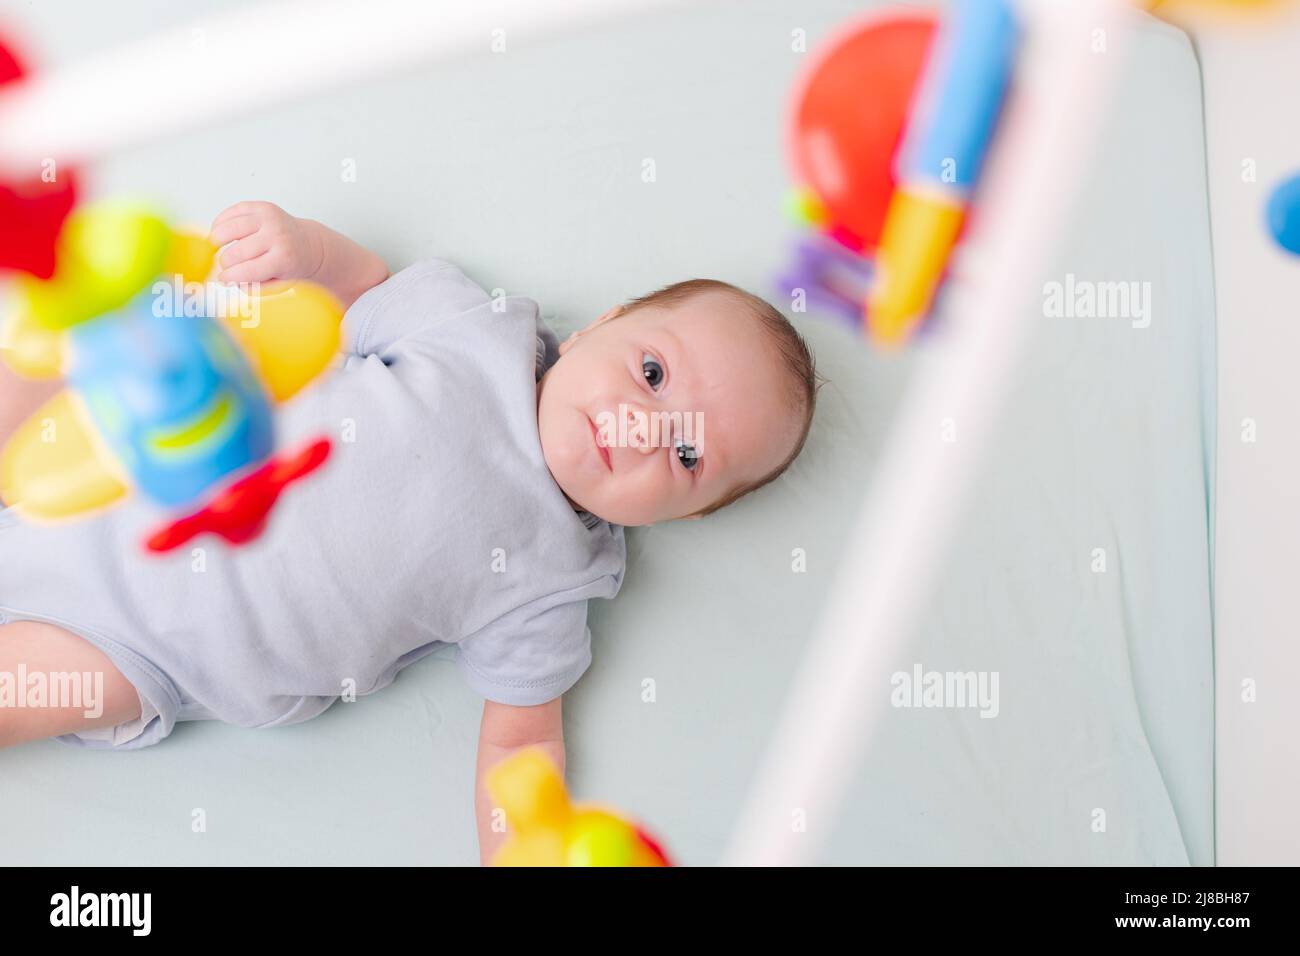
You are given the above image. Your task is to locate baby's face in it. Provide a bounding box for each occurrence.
[537,292,799,526]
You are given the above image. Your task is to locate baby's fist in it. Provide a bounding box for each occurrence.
[208,201,324,286]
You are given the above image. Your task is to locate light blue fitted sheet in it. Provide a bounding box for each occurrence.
[0,0,1213,865]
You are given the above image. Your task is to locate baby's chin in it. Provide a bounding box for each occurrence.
[561,477,664,527]
[540,448,639,526]
[539,431,602,519]
[538,401,657,526]
[553,479,624,525]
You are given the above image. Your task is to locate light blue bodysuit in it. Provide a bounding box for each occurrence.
[0,259,627,749]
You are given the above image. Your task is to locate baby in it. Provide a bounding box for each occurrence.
[0,201,817,862]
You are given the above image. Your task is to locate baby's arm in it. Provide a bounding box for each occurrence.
[474,697,565,866]
[208,201,390,310]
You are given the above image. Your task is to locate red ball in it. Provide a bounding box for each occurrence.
[787,12,937,252]
[0,34,79,279]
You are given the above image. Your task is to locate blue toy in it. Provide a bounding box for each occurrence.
[67,296,275,508]
[1266,173,1300,255]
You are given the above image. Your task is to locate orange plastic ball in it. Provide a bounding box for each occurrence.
[787,12,937,251]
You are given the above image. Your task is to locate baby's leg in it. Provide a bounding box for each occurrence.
[1,374,143,744]
[0,621,142,749]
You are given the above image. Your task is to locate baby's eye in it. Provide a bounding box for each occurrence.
[642,353,665,391]
[674,437,700,471]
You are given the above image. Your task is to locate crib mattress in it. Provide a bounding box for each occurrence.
[0,0,1213,866]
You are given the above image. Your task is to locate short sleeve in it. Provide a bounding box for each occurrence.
[342,258,491,359]
[456,597,594,706]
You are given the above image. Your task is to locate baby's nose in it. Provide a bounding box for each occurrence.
[624,403,656,454]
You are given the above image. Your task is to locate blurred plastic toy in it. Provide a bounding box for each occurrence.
[486,747,673,867]
[0,34,79,278]
[781,233,877,332]
[778,0,1019,347]
[0,200,342,552]
[0,29,341,551]
[786,15,935,253]
[1266,173,1300,255]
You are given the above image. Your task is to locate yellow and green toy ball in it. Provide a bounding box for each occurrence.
[486,747,673,867]
[17,204,172,331]
[2,202,219,380]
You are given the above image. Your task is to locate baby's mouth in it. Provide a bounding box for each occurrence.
[588,416,612,472]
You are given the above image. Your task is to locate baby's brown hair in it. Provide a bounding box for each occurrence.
[618,279,822,518]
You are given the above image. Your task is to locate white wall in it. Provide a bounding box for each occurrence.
[1191,7,1300,865]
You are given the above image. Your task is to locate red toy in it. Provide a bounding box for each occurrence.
[144,438,332,552]
[786,13,937,252]
[0,35,79,278]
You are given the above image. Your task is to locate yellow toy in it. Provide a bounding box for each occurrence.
[486,747,674,867]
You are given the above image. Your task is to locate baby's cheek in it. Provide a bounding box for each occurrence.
[647,462,681,513]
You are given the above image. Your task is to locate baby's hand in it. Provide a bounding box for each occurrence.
[208,201,324,286]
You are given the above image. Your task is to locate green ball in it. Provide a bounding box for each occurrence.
[566,816,636,867]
